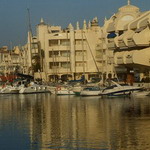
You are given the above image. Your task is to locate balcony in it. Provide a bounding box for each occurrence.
[133,27,150,47]
[118,40,128,49]
[49,46,70,51]
[48,56,70,62]
[75,44,88,50]
[96,43,107,51]
[116,57,124,65]
[95,55,107,61]
[107,39,116,50]
[48,68,71,74]
[75,56,87,61]
[48,34,68,40]
[75,67,87,72]
[114,51,125,65]
[126,31,136,48]
[127,38,136,48]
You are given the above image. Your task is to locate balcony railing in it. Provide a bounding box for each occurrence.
[107,39,116,49]
[48,56,70,62]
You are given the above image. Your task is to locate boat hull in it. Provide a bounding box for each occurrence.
[80,91,101,96]
[19,86,50,94]
[57,90,75,95]
[101,87,142,97]
[0,87,20,94]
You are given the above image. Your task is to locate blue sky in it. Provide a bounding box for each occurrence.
[0,0,149,48]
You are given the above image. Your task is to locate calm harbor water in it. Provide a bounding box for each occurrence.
[0,93,150,150]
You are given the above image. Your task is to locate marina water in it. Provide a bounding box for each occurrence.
[0,94,150,150]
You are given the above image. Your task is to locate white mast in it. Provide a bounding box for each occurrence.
[27,8,32,74]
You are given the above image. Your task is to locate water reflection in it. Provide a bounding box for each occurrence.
[0,94,150,150]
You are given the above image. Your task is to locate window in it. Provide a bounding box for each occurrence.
[118,31,124,36]
[49,40,58,46]
[75,39,86,45]
[49,51,59,57]
[51,30,60,33]
[49,62,59,69]
[60,51,70,57]
[32,43,38,49]
[61,62,70,68]
[60,39,70,46]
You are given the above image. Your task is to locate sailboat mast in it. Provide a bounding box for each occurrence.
[83,33,100,73]
[27,8,33,35]
[81,30,86,80]
[52,48,55,82]
[27,8,32,74]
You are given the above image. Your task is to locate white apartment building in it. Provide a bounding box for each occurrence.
[26,0,150,83]
[104,0,150,83]
[35,18,114,82]
[0,46,23,82]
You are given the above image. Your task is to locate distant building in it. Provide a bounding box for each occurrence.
[0,46,23,82]
[23,34,41,75]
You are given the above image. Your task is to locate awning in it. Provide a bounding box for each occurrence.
[107,32,117,38]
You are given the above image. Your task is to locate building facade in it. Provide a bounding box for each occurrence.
[25,0,150,83]
[35,18,114,82]
[105,0,150,83]
[0,46,24,82]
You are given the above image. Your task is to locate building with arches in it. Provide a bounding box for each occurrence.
[26,0,150,83]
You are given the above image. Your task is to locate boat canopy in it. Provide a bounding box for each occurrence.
[68,75,85,83]
[17,73,34,79]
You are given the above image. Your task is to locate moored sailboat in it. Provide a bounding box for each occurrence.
[56,85,75,95]
[80,86,102,96]
[19,82,50,94]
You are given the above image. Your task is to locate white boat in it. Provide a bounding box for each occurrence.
[73,83,102,96]
[56,86,75,95]
[19,82,50,94]
[132,90,150,97]
[72,85,83,96]
[0,85,20,94]
[47,86,57,94]
[80,86,102,96]
[101,81,142,97]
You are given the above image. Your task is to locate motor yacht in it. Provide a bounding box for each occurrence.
[132,90,150,97]
[101,81,142,97]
